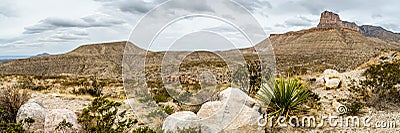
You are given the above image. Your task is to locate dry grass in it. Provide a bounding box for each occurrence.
[0,85,30,123]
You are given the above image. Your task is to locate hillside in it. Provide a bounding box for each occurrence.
[0,41,129,79]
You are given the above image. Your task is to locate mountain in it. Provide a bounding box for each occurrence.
[0,11,399,78]
[31,53,51,58]
[359,25,400,45]
[271,11,399,74]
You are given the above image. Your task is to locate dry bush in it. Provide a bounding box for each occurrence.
[0,86,31,123]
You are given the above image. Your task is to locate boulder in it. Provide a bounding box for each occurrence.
[320,69,342,89]
[16,101,46,132]
[162,88,262,132]
[162,111,202,132]
[322,69,341,81]
[44,109,81,133]
[325,78,341,89]
[197,88,261,132]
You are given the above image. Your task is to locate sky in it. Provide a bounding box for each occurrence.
[1,0,400,55]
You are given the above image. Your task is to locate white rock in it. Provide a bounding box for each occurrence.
[44,109,81,133]
[322,69,341,81]
[325,78,341,89]
[162,111,202,132]
[16,101,46,132]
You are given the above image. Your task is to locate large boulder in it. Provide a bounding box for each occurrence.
[162,111,203,132]
[16,100,46,132]
[44,109,81,133]
[162,88,262,133]
[319,69,342,89]
[197,88,261,132]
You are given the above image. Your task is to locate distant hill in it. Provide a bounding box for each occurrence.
[0,42,129,79]
[31,53,51,58]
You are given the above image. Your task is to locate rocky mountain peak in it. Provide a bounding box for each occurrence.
[317,11,360,32]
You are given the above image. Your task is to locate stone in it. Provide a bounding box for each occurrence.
[325,78,341,89]
[44,109,81,133]
[322,69,341,81]
[162,111,202,132]
[16,101,46,132]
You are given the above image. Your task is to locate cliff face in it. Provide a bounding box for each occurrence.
[317,11,360,32]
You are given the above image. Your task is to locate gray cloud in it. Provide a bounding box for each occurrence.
[24,15,125,34]
[115,0,215,15]
[284,16,313,27]
[0,1,17,17]
[233,0,272,12]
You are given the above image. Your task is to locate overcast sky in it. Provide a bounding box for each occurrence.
[1,0,400,55]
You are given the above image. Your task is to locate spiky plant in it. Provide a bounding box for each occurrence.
[256,76,310,118]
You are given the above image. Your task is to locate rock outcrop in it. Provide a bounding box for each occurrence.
[317,11,360,32]
[44,109,81,133]
[16,101,46,132]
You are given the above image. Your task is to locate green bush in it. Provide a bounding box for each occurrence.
[361,60,400,102]
[55,119,73,133]
[256,76,310,118]
[77,96,137,133]
[0,111,35,133]
[344,101,364,116]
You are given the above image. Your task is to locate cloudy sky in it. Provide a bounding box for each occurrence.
[1,0,400,55]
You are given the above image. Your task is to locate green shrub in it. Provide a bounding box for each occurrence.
[0,111,34,133]
[77,96,137,133]
[162,105,174,115]
[344,101,364,116]
[256,76,310,118]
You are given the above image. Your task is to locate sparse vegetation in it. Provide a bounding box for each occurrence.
[77,96,138,133]
[0,86,30,123]
[361,60,400,103]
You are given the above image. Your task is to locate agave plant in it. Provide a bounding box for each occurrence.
[256,76,310,118]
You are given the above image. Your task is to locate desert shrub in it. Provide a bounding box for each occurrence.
[70,79,104,97]
[344,101,364,116]
[77,96,137,133]
[151,88,170,103]
[232,65,250,94]
[0,111,35,133]
[256,76,310,118]
[0,86,30,123]
[304,91,321,110]
[161,105,174,115]
[55,119,73,133]
[361,60,400,103]
[31,85,50,91]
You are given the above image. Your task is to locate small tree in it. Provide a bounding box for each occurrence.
[77,96,137,133]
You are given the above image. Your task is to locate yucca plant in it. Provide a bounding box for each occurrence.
[256,76,310,118]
